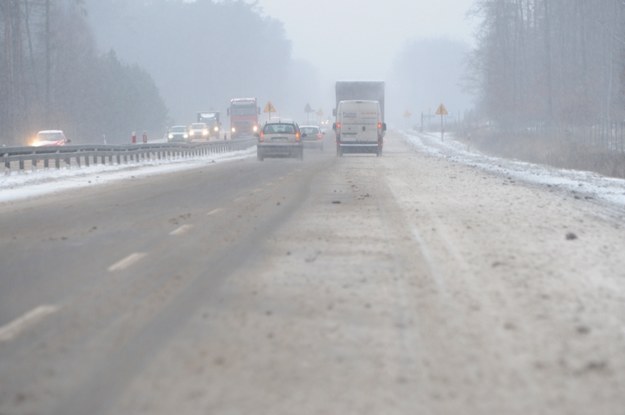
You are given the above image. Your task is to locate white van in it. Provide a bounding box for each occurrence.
[333,100,386,157]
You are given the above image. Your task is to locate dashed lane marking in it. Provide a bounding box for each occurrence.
[207,208,223,216]
[108,252,147,273]
[0,305,60,343]
[170,224,193,236]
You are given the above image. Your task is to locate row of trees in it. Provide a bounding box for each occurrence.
[0,0,167,145]
[470,0,625,128]
[84,0,321,124]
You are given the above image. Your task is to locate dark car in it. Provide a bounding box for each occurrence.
[300,125,324,151]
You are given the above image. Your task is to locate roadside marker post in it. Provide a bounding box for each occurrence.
[435,104,448,141]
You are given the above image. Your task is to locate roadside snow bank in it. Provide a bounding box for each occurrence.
[400,130,625,208]
[0,146,255,203]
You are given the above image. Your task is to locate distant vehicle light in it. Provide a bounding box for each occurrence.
[231,127,236,133]
[168,133,174,139]
[213,126,219,132]
[253,125,259,133]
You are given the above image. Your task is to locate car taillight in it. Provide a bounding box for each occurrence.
[377,122,382,129]
[336,122,341,129]
[317,133,323,140]
[259,132,265,142]
[296,132,301,141]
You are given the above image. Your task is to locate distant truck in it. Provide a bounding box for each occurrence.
[334,100,386,157]
[334,81,385,121]
[333,81,386,156]
[197,111,221,139]
[227,98,260,139]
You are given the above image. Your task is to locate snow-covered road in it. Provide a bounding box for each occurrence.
[2,131,624,414]
[4,131,624,214]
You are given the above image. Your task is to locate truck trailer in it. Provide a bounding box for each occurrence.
[334,81,385,121]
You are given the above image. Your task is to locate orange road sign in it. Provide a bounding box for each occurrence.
[435,104,448,116]
[264,102,277,113]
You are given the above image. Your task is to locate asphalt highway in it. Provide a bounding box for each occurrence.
[1,133,624,415]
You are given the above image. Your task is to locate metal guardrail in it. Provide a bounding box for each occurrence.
[1,139,256,174]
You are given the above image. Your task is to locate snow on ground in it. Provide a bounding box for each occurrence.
[2,132,624,213]
[401,130,625,209]
[0,146,256,203]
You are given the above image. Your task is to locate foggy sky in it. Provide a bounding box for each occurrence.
[253,0,476,81]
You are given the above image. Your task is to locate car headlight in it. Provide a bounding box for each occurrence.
[214,126,219,132]
[183,133,188,138]
[190,131,195,136]
[252,125,258,133]
[168,133,173,139]
[231,127,236,133]
[202,129,208,136]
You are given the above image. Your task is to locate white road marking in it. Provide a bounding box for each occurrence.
[233,196,245,203]
[108,252,147,272]
[0,305,60,343]
[252,188,263,193]
[170,224,193,236]
[207,208,223,216]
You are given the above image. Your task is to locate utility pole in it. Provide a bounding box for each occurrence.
[45,0,51,124]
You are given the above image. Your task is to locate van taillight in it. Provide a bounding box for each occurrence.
[377,122,382,129]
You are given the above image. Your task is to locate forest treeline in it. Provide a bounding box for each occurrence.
[0,0,167,145]
[84,0,319,132]
[470,0,625,129]
[0,0,308,145]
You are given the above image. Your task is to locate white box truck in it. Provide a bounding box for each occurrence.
[333,100,386,157]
